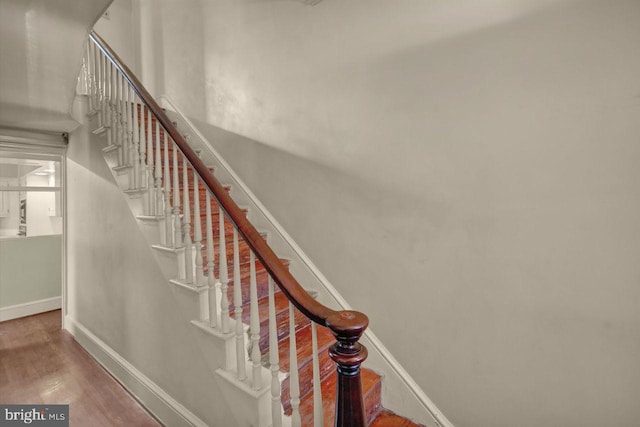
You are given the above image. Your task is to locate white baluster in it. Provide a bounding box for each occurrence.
[116,74,125,166]
[95,46,103,128]
[113,68,118,145]
[172,144,182,247]
[89,42,98,114]
[100,47,106,116]
[91,42,97,113]
[233,228,247,380]
[163,132,172,246]
[132,94,141,189]
[139,105,146,190]
[268,277,282,427]
[91,42,98,112]
[101,51,108,128]
[127,87,136,190]
[311,322,324,426]
[193,173,208,321]
[219,206,230,333]
[123,76,131,168]
[146,108,154,215]
[110,62,117,148]
[121,76,128,151]
[250,251,262,389]
[86,42,94,113]
[193,175,204,286]
[104,60,113,147]
[92,43,100,114]
[206,192,218,328]
[140,104,147,193]
[122,75,128,163]
[124,80,136,166]
[81,47,89,97]
[155,120,163,218]
[183,158,194,284]
[289,303,301,427]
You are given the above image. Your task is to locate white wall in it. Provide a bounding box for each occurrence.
[144,1,640,426]
[93,0,137,74]
[65,96,235,426]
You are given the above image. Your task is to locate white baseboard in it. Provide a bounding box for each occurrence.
[0,296,61,322]
[64,316,208,427]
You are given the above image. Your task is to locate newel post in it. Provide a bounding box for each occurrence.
[327,310,369,427]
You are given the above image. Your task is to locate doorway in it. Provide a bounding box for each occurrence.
[0,130,66,322]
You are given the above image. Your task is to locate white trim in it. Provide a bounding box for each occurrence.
[152,243,184,254]
[0,127,67,148]
[170,279,209,294]
[102,144,119,153]
[61,143,68,330]
[137,215,164,222]
[0,129,67,329]
[159,95,454,427]
[64,316,208,427]
[0,186,61,192]
[215,368,271,399]
[0,297,61,322]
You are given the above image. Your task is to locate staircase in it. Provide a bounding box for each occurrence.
[85,32,425,427]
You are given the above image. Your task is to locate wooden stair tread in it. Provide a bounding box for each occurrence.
[202,234,272,275]
[370,411,426,427]
[277,323,335,372]
[230,290,310,348]
[279,323,336,412]
[293,367,382,427]
[226,258,290,306]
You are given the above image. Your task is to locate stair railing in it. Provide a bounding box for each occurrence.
[86,31,370,426]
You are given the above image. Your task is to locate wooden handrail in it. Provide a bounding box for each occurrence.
[90,31,370,426]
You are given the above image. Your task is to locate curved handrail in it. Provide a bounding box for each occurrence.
[88,31,368,336]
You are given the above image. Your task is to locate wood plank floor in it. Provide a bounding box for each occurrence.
[0,310,162,427]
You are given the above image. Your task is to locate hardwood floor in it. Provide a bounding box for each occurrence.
[0,310,161,427]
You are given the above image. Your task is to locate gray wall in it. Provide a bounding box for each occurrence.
[144,0,640,426]
[0,235,61,308]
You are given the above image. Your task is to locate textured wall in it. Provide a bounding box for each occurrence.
[144,1,640,425]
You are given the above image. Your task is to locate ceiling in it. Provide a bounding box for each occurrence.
[0,0,112,133]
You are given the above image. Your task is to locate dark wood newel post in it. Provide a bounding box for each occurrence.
[327,310,369,427]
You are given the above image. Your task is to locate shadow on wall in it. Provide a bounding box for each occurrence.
[161,0,640,425]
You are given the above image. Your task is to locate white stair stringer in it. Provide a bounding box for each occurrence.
[96,126,282,427]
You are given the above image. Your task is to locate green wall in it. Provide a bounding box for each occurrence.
[0,235,62,308]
